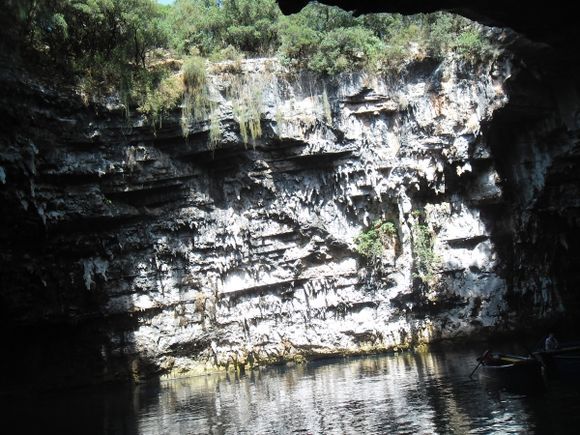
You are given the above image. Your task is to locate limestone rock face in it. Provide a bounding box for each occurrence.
[0,52,572,385]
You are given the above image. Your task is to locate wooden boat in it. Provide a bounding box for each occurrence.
[533,342,580,379]
[475,351,544,391]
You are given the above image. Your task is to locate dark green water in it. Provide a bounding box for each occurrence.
[3,347,580,434]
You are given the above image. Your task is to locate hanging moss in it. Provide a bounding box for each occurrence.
[411,218,438,283]
[208,104,221,149]
[228,75,265,147]
[138,73,183,130]
[181,55,211,137]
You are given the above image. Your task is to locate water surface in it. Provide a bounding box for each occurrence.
[4,347,580,434]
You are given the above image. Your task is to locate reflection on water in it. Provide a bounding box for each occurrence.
[3,347,580,434]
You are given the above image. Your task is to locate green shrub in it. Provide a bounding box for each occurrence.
[278,7,496,74]
[209,46,244,74]
[307,26,383,75]
[138,73,183,128]
[7,0,500,117]
[455,29,494,59]
[163,0,222,55]
[182,55,207,94]
[222,0,281,54]
[209,45,244,63]
[411,220,438,283]
[164,0,280,56]
[378,20,428,70]
[278,3,383,75]
[427,12,494,61]
[14,0,168,90]
[426,12,456,57]
[277,18,321,70]
[282,2,358,33]
[356,220,397,260]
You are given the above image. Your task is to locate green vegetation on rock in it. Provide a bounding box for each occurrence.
[180,54,211,135]
[411,214,439,283]
[4,0,168,101]
[356,219,398,261]
[3,1,499,131]
[229,75,265,147]
[165,0,281,57]
[138,73,183,129]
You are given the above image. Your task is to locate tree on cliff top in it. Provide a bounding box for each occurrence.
[164,0,281,56]
[4,0,167,88]
[3,0,496,104]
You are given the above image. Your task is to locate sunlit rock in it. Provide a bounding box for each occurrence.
[5,51,570,383]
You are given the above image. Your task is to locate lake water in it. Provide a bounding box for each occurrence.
[3,346,580,434]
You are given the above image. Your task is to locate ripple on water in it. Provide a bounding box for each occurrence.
[3,348,580,434]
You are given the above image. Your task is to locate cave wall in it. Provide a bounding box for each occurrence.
[483,65,580,323]
[2,3,580,386]
[1,51,534,387]
[277,0,580,338]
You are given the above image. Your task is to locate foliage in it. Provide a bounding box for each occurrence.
[4,0,499,129]
[8,1,497,81]
[356,219,397,260]
[277,3,380,74]
[220,0,281,54]
[307,26,383,75]
[209,45,244,74]
[281,2,358,33]
[228,76,265,147]
[180,55,210,135]
[276,17,320,69]
[179,55,265,146]
[138,73,182,129]
[279,6,496,74]
[411,219,438,283]
[81,1,164,66]
[208,105,221,149]
[454,29,494,59]
[379,19,428,70]
[426,12,494,60]
[5,0,168,105]
[164,0,280,56]
[182,55,208,94]
[426,12,456,57]
[163,0,221,55]
[209,45,244,63]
